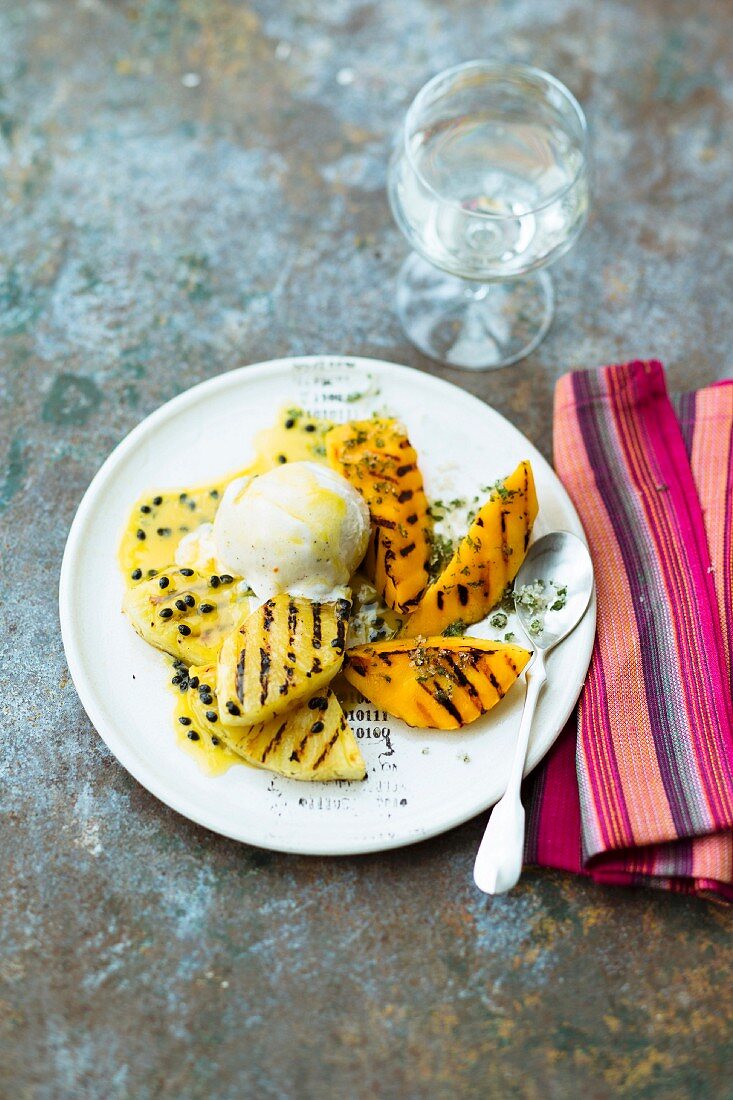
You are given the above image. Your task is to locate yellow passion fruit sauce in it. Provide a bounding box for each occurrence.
[119,406,337,773]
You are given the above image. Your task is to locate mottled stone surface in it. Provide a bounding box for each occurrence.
[2,1,732,1097]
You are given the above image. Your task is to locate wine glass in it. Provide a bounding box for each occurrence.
[388,61,590,370]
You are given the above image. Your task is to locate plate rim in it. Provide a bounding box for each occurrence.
[59,354,595,856]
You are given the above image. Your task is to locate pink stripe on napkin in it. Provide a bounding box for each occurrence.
[524,362,733,899]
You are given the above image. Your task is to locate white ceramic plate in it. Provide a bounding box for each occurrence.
[60,356,595,855]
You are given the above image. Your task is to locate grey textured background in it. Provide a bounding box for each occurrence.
[1,2,732,1098]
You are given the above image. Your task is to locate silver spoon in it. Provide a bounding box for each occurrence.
[473,531,594,895]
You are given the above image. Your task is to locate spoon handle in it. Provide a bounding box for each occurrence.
[473,651,547,895]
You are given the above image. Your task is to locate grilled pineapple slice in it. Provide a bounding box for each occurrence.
[217,594,351,725]
[122,567,250,666]
[403,461,538,638]
[343,636,531,730]
[326,418,431,614]
[184,664,365,781]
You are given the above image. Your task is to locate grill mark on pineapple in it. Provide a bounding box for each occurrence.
[290,726,315,763]
[313,731,340,770]
[436,590,444,611]
[311,603,322,649]
[236,648,246,701]
[399,542,416,558]
[397,489,413,503]
[262,721,288,763]
[334,611,348,653]
[419,680,463,724]
[259,648,271,705]
[263,601,274,631]
[406,513,418,525]
[396,463,414,477]
[457,584,469,606]
[374,517,397,530]
[287,599,298,645]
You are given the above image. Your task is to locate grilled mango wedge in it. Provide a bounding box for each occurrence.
[122,567,250,666]
[343,636,531,730]
[217,594,351,726]
[326,418,431,615]
[403,461,538,638]
[183,664,365,781]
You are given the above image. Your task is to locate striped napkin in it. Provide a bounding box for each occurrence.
[524,361,733,899]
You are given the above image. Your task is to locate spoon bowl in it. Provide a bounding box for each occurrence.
[473,530,594,895]
[514,530,595,653]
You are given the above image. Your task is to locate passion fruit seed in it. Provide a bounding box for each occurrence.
[175,599,187,611]
[187,730,200,741]
[200,603,214,614]
[189,676,199,689]
[180,568,194,577]
[285,418,295,429]
[136,529,146,540]
[178,624,191,636]
[211,736,220,746]
[226,701,240,716]
[159,577,169,589]
[219,575,233,585]
[178,716,191,726]
[159,608,173,620]
[153,496,163,505]
[131,568,142,580]
[184,594,195,607]
[140,504,151,514]
[210,576,220,588]
[206,710,218,723]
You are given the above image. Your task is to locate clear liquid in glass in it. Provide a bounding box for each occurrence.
[392,113,589,280]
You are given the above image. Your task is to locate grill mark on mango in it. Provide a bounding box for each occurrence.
[443,655,479,698]
[419,681,463,724]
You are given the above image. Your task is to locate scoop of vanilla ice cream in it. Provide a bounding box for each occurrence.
[213,461,370,601]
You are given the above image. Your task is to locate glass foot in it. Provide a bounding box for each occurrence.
[395,253,555,371]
